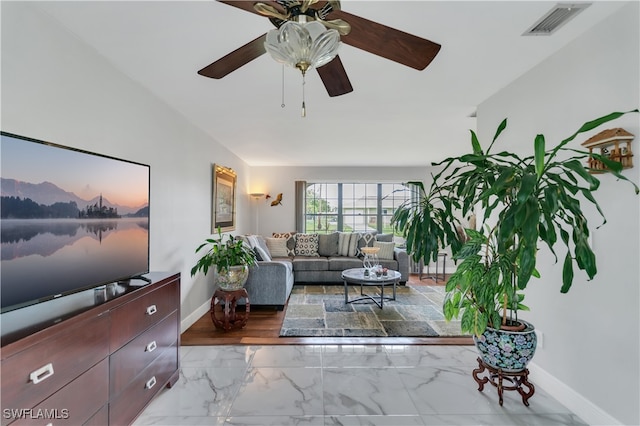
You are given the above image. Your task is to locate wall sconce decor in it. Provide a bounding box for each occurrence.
[582,128,634,173]
[270,193,283,206]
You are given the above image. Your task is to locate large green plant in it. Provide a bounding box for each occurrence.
[190,227,257,277]
[392,111,638,335]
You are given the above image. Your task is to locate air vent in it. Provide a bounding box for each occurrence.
[523,3,591,36]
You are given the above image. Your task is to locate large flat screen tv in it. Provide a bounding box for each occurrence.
[1,132,150,313]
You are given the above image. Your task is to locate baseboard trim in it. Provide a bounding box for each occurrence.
[180,299,210,334]
[528,361,622,425]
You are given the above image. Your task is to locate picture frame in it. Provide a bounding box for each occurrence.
[212,164,236,232]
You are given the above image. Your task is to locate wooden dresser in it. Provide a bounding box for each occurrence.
[1,272,180,426]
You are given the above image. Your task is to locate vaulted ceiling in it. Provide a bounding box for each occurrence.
[31,1,629,166]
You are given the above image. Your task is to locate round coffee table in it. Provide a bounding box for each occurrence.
[342,268,401,309]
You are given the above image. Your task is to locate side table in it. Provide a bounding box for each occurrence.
[419,252,447,282]
[210,287,250,331]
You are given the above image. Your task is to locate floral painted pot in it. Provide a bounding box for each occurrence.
[473,320,537,372]
[216,265,249,291]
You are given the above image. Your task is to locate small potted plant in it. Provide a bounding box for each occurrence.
[393,110,638,372]
[191,227,257,291]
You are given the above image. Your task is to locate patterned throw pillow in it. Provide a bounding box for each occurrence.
[356,232,377,257]
[294,233,320,257]
[374,241,395,260]
[266,238,289,258]
[254,245,272,262]
[272,232,297,257]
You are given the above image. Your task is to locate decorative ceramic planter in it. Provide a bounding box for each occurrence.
[473,320,537,372]
[216,265,249,291]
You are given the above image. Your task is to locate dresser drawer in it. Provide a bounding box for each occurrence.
[109,280,179,351]
[109,310,178,396]
[84,405,108,426]
[8,358,109,426]
[108,346,178,426]
[1,314,109,418]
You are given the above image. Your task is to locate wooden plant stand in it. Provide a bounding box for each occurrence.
[472,357,535,406]
[210,287,250,331]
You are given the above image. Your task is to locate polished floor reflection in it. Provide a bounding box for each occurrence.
[134,345,586,425]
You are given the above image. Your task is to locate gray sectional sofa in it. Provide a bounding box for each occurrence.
[241,232,409,310]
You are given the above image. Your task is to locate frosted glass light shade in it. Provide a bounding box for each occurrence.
[265,21,340,74]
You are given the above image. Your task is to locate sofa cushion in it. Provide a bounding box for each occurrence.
[295,233,320,257]
[266,237,289,258]
[328,256,364,271]
[338,232,358,257]
[292,256,328,271]
[374,241,395,260]
[355,232,377,257]
[318,232,339,256]
[272,232,297,256]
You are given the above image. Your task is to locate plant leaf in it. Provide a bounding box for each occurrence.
[534,134,545,179]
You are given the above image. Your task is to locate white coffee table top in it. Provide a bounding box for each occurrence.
[341,268,401,284]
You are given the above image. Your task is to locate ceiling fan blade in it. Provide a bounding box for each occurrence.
[316,56,353,97]
[329,10,441,70]
[198,34,267,79]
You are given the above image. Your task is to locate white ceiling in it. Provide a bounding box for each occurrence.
[32,1,629,167]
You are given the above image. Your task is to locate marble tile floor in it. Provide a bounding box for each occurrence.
[134,345,586,426]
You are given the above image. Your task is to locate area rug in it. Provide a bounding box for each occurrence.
[279,284,467,338]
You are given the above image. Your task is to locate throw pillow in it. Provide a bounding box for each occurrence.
[272,232,297,257]
[254,245,271,262]
[376,233,394,243]
[246,235,259,249]
[318,232,339,257]
[266,237,289,258]
[356,232,377,257]
[294,233,320,257]
[374,241,395,260]
[338,232,358,257]
[254,235,270,257]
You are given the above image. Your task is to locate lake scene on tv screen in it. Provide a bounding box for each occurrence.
[1,133,150,312]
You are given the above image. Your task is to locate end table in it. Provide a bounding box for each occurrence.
[210,287,250,331]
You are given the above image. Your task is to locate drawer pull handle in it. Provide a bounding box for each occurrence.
[146,305,157,315]
[30,363,54,384]
[145,376,157,390]
[146,340,157,353]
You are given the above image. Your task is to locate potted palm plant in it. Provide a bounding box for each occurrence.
[393,110,638,372]
[191,227,258,290]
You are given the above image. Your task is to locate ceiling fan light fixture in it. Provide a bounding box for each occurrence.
[264,21,341,76]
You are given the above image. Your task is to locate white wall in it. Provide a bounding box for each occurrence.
[1,2,252,331]
[477,3,639,424]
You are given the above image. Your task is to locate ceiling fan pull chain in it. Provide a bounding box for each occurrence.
[301,73,307,117]
[281,65,286,108]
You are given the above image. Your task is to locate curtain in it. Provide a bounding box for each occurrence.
[294,180,306,233]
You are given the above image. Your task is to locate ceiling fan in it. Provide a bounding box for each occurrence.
[197,0,441,97]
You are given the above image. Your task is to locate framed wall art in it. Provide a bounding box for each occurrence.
[212,164,236,232]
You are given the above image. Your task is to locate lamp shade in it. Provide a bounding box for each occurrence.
[265,21,340,74]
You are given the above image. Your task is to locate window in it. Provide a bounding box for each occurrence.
[303,182,414,235]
